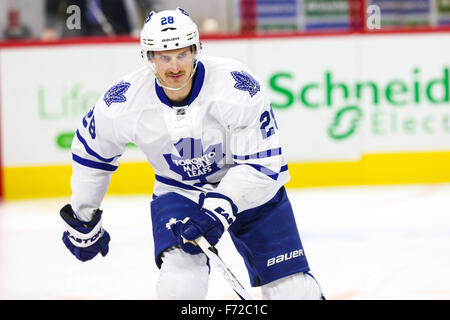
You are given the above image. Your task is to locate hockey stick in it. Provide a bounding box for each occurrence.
[195,237,252,300]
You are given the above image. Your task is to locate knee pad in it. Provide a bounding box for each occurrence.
[156,247,209,300]
[261,272,323,300]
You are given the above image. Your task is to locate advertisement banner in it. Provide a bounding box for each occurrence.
[1,44,143,167]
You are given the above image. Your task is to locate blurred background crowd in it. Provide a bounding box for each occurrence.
[1,0,450,41]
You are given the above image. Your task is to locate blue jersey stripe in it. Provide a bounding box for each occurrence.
[76,130,121,163]
[238,163,288,180]
[233,147,282,161]
[155,163,288,188]
[155,174,201,191]
[72,154,118,172]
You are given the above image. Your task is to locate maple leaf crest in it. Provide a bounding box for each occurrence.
[163,138,225,182]
[103,81,131,107]
[230,70,260,97]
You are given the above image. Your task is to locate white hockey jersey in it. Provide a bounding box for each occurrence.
[70,55,290,221]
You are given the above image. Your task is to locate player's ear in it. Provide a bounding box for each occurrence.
[145,51,154,61]
[190,44,196,55]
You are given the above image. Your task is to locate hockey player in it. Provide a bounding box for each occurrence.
[60,7,323,300]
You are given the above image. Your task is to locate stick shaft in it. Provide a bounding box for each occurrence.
[196,237,252,300]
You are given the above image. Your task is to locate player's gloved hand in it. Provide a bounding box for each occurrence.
[60,204,111,262]
[168,193,238,254]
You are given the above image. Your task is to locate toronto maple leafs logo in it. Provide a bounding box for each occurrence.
[177,8,190,16]
[163,138,225,182]
[230,70,260,97]
[144,11,154,23]
[103,81,131,107]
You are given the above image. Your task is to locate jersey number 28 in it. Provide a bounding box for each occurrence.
[82,106,96,139]
[259,106,278,139]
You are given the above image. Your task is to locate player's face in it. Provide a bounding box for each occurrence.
[153,47,195,89]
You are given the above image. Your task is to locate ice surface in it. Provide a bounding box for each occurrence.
[1,184,449,300]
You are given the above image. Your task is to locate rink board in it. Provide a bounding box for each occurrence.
[1,32,450,199]
[5,150,450,200]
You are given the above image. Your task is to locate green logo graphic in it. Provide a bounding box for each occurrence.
[328,106,363,140]
[56,132,76,149]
